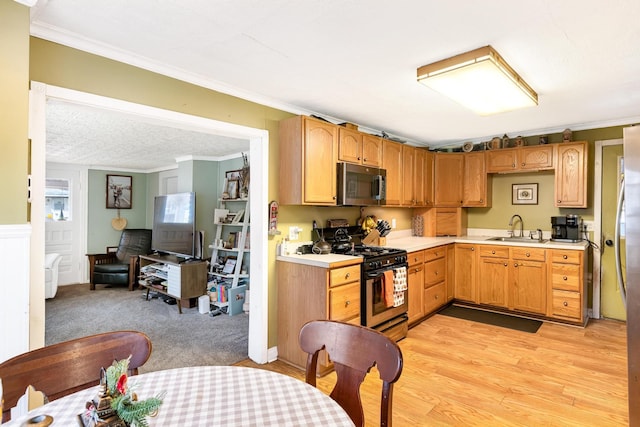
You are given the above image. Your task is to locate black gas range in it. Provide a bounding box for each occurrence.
[321,227,409,341]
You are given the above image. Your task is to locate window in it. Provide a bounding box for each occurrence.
[45,178,71,221]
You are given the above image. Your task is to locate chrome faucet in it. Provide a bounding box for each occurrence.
[509,214,524,238]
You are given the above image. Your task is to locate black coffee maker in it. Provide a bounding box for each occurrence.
[551,215,583,242]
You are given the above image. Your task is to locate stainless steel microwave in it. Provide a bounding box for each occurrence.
[337,162,386,206]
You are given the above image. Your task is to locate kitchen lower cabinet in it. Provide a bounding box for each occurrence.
[277,260,361,375]
[424,246,447,314]
[478,246,509,308]
[510,247,547,315]
[454,244,477,303]
[446,244,455,302]
[548,249,586,324]
[407,250,425,325]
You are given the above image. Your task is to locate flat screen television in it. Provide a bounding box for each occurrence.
[151,192,196,259]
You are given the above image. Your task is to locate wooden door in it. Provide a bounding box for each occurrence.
[519,145,554,170]
[407,259,425,324]
[338,127,362,164]
[486,148,518,173]
[463,152,490,207]
[510,260,547,314]
[434,153,463,207]
[382,140,403,206]
[454,244,477,302]
[402,145,415,206]
[361,134,382,167]
[555,141,587,208]
[478,257,509,307]
[304,118,337,204]
[424,151,434,207]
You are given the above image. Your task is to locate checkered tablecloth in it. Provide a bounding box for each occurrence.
[5,366,355,426]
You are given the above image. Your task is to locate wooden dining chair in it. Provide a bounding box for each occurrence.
[0,330,152,422]
[299,320,403,427]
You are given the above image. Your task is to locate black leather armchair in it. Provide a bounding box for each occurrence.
[87,229,152,291]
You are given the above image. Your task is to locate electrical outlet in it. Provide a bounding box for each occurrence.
[289,226,302,240]
[583,220,594,232]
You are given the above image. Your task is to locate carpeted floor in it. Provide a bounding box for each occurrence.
[438,304,542,333]
[46,284,249,373]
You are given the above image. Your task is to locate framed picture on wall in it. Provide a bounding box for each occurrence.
[106,175,132,209]
[512,183,538,205]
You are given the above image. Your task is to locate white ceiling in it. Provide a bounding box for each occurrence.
[29,0,640,168]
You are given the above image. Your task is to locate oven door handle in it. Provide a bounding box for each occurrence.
[365,264,407,279]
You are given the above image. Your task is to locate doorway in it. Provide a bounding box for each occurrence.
[594,139,627,320]
[30,82,270,363]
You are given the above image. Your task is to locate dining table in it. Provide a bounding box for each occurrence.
[4,366,355,426]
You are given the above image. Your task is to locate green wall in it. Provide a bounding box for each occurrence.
[0,1,29,224]
[87,170,149,253]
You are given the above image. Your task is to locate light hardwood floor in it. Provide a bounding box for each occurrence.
[235,313,628,426]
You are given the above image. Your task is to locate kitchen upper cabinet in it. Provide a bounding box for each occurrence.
[486,145,555,173]
[463,151,491,207]
[382,139,403,206]
[402,146,415,206]
[338,127,362,165]
[279,116,338,205]
[510,247,547,315]
[454,243,477,303]
[424,151,435,207]
[434,153,464,207]
[413,148,426,206]
[361,134,382,167]
[338,129,382,167]
[555,141,588,208]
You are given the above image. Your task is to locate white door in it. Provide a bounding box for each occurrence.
[45,165,87,285]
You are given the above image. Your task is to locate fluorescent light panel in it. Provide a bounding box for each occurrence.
[417,46,538,115]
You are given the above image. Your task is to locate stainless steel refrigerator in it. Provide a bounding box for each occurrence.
[623,125,640,425]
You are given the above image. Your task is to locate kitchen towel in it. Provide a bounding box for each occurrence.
[383,269,395,308]
[392,266,408,307]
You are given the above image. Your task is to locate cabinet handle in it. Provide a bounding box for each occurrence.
[434,271,438,276]
[471,247,475,251]
[526,252,530,257]
[345,273,350,279]
[435,295,439,300]
[363,157,367,161]
[563,276,568,281]
[512,163,515,167]
[563,301,568,307]
[491,250,496,254]
[333,196,337,200]
[558,200,562,203]
[522,162,525,167]
[358,157,362,160]
[563,255,568,259]
[480,199,483,203]
[345,300,350,306]
[514,263,519,267]
[504,263,508,267]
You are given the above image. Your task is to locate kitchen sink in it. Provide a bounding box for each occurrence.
[486,236,549,243]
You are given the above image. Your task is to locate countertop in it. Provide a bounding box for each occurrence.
[277,234,589,267]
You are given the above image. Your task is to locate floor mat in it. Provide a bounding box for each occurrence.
[438,305,542,333]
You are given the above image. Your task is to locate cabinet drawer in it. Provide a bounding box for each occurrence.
[408,250,425,266]
[551,263,580,291]
[511,247,546,262]
[551,250,581,264]
[329,282,360,321]
[425,246,445,261]
[551,289,581,320]
[424,282,446,314]
[478,245,509,258]
[329,265,360,287]
[425,257,446,285]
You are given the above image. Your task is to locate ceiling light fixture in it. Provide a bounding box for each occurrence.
[417,45,538,115]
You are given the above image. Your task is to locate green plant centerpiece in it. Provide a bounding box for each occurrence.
[79,356,164,427]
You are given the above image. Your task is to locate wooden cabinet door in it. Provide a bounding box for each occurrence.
[407,262,425,325]
[510,260,546,315]
[382,139,403,206]
[519,145,554,170]
[454,244,476,302]
[486,148,517,173]
[303,117,338,204]
[424,151,434,207]
[402,145,415,206]
[555,141,587,208]
[463,152,490,207]
[434,153,463,207]
[478,256,509,307]
[413,148,426,206]
[338,127,362,164]
[361,134,382,167]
